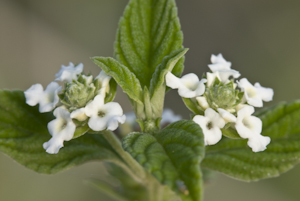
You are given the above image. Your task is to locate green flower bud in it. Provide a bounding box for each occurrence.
[206,81,243,110]
[59,74,96,109]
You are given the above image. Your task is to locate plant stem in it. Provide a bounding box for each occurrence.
[102,130,146,181]
[147,174,163,201]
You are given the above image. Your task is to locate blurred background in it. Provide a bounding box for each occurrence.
[1,0,300,200]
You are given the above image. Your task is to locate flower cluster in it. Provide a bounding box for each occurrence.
[166,54,273,152]
[24,62,125,154]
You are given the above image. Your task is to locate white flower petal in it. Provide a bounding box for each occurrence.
[88,116,109,131]
[166,72,206,98]
[39,82,62,113]
[96,71,111,94]
[107,115,126,131]
[166,72,183,89]
[218,69,241,81]
[55,62,83,82]
[24,84,44,106]
[43,138,64,154]
[70,108,88,121]
[254,83,274,102]
[196,96,209,110]
[238,78,273,108]
[235,105,262,139]
[209,53,232,71]
[247,135,271,152]
[206,72,220,87]
[85,94,105,117]
[217,108,237,123]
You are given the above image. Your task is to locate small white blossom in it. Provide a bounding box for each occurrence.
[193,108,225,145]
[208,54,240,82]
[238,78,274,107]
[24,82,61,113]
[85,94,125,131]
[235,105,270,152]
[161,109,182,125]
[43,107,76,154]
[208,53,232,71]
[70,108,88,121]
[166,72,207,98]
[196,96,209,110]
[96,71,111,95]
[55,62,83,82]
[217,108,237,123]
[247,134,271,152]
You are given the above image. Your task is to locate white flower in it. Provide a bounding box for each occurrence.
[207,54,240,86]
[235,105,270,152]
[55,62,83,82]
[208,53,232,71]
[96,71,111,96]
[196,96,209,110]
[217,108,237,123]
[43,107,76,154]
[24,82,61,113]
[161,109,182,125]
[237,78,274,107]
[85,94,125,131]
[193,108,225,145]
[247,134,271,152]
[166,72,207,98]
[235,105,262,138]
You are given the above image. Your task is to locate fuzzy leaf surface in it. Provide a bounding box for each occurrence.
[92,57,143,104]
[202,100,300,181]
[123,120,204,201]
[0,90,121,174]
[115,0,184,87]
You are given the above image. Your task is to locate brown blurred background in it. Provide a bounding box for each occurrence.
[1,0,300,200]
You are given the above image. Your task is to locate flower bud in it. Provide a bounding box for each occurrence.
[206,81,243,110]
[59,74,96,109]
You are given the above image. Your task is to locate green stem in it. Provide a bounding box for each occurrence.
[147,175,163,201]
[102,130,146,181]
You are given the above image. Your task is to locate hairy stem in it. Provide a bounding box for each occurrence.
[102,130,146,181]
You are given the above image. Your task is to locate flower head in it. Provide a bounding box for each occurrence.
[166,72,207,98]
[238,78,274,107]
[24,82,61,113]
[193,108,225,145]
[43,107,76,154]
[55,62,83,82]
[85,94,125,131]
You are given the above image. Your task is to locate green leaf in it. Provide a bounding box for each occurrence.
[149,48,188,118]
[92,57,143,105]
[182,98,204,116]
[202,100,300,181]
[115,0,184,87]
[123,120,205,201]
[0,90,121,174]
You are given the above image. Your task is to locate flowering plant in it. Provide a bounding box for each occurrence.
[1,0,300,201]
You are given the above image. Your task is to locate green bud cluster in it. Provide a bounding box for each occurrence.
[59,74,97,110]
[204,79,243,111]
